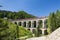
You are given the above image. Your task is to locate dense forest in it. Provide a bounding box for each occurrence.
[0,10,36,19]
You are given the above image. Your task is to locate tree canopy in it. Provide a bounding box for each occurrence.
[0,18,17,40]
[0,10,36,19]
[47,10,60,34]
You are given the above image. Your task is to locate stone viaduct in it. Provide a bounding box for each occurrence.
[10,16,48,35]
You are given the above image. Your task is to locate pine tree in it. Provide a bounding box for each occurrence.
[47,13,56,34]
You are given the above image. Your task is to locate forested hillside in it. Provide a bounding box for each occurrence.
[0,10,36,19]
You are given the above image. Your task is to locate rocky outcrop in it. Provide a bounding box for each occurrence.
[47,27,60,40]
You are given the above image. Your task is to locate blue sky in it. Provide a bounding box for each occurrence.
[0,0,60,17]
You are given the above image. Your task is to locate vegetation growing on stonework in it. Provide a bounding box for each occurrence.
[19,26,33,38]
[38,20,42,28]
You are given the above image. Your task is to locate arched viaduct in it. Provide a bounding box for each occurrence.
[10,16,48,35]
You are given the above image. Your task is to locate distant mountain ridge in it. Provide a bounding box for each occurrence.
[0,10,37,19]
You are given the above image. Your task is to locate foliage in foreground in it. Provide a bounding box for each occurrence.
[0,18,17,40]
[19,26,33,38]
[0,18,33,40]
[47,10,60,34]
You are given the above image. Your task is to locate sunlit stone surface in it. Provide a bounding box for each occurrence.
[26,27,60,40]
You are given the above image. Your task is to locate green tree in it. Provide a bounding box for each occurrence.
[38,20,42,28]
[0,18,17,40]
[47,13,56,34]
[7,13,12,18]
[56,10,60,27]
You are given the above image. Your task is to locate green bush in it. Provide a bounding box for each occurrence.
[19,26,33,38]
[0,18,17,40]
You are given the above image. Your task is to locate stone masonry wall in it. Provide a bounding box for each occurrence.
[26,27,60,40]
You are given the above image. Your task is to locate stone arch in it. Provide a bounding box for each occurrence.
[28,29,30,31]
[19,22,21,26]
[23,22,26,27]
[28,21,31,28]
[32,29,36,33]
[39,29,42,36]
[38,20,42,28]
[44,30,48,35]
[14,22,17,25]
[33,21,36,28]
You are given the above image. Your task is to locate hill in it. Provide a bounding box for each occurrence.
[0,10,37,19]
